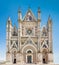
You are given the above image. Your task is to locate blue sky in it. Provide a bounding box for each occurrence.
[0,0,59,64]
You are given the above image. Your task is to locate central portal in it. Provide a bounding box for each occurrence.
[27,55,32,63]
[22,45,37,63]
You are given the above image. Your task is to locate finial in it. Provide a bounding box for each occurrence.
[38,7,41,13]
[18,7,21,13]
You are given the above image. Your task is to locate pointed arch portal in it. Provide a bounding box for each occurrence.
[22,44,37,63]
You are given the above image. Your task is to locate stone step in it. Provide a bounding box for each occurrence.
[0,63,58,65]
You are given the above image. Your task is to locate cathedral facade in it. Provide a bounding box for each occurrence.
[6,8,53,64]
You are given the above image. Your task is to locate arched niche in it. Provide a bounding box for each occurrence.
[42,48,48,64]
[11,48,17,64]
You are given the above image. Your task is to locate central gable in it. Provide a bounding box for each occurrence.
[23,9,37,22]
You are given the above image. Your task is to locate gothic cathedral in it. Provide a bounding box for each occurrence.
[6,8,53,64]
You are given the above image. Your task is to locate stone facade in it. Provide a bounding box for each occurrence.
[1,8,55,65]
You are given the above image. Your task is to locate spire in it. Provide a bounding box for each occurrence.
[48,15,52,24]
[13,24,18,36]
[7,17,12,25]
[14,24,16,29]
[18,7,22,21]
[14,24,17,32]
[38,7,41,21]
